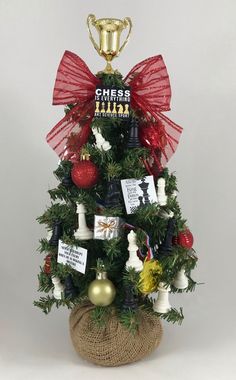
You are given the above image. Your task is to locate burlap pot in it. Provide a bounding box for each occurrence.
[69,302,163,367]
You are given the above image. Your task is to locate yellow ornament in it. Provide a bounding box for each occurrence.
[138,259,162,294]
[88,271,116,306]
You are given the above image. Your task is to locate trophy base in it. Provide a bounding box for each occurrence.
[103,62,114,74]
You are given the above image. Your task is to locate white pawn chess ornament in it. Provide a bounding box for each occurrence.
[92,127,111,151]
[161,210,174,219]
[157,177,167,206]
[74,203,93,240]
[171,190,178,199]
[52,276,65,300]
[153,282,171,313]
[173,268,189,289]
[126,230,143,271]
[46,230,52,241]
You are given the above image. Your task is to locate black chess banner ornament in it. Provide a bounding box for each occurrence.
[94,86,131,119]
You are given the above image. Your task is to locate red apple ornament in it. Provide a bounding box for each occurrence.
[71,154,99,189]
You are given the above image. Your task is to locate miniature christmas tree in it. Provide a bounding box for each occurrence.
[34,14,198,363]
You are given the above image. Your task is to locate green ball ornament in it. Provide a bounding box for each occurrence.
[88,271,116,307]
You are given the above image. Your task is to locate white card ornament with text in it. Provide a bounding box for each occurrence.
[121,175,158,214]
[57,240,88,274]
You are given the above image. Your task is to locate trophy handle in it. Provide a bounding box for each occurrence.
[117,17,132,56]
[87,14,100,55]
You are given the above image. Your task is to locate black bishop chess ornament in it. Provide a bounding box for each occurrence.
[127,117,140,148]
[158,218,176,256]
[49,220,63,246]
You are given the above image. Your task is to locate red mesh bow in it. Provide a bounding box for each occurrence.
[46,51,182,168]
[125,55,182,170]
[46,51,100,160]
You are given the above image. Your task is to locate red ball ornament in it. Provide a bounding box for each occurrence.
[71,154,99,189]
[174,228,194,249]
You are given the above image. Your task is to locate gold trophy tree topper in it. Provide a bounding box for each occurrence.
[87,14,132,73]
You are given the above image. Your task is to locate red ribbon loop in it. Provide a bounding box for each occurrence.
[46,51,183,169]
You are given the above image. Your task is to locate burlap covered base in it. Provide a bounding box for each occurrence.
[69,302,163,367]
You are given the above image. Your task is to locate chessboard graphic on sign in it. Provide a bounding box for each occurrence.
[121,175,158,214]
[94,86,130,119]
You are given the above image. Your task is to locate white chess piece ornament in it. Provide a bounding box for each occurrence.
[74,203,93,240]
[153,282,171,313]
[173,268,188,289]
[126,230,143,271]
[157,177,167,206]
[92,127,111,151]
[52,276,65,300]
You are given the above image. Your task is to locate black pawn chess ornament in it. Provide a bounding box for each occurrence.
[62,172,73,188]
[158,218,176,256]
[138,178,150,205]
[138,196,144,207]
[64,274,77,299]
[104,179,121,208]
[123,285,138,311]
[127,118,140,148]
[49,220,63,246]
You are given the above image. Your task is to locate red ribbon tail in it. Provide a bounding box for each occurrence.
[46,101,94,159]
[154,111,183,168]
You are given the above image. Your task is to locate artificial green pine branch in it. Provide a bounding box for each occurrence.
[90,306,112,328]
[34,295,85,314]
[54,160,73,181]
[37,239,57,254]
[103,237,128,262]
[96,71,125,87]
[155,307,184,325]
[106,161,123,180]
[171,275,198,293]
[161,169,178,195]
[119,309,140,335]
[37,271,53,293]
[159,247,198,286]
[123,268,140,291]
[121,148,150,179]
[37,203,76,232]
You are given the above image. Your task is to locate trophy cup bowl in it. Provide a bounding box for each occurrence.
[87,14,132,73]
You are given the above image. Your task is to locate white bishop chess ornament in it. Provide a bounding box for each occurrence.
[126,230,143,272]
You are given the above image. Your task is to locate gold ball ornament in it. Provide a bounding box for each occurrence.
[88,271,116,306]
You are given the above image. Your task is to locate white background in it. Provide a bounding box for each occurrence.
[0,1,235,379]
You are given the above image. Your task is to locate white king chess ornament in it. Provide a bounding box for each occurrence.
[74,203,93,240]
[126,230,143,271]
